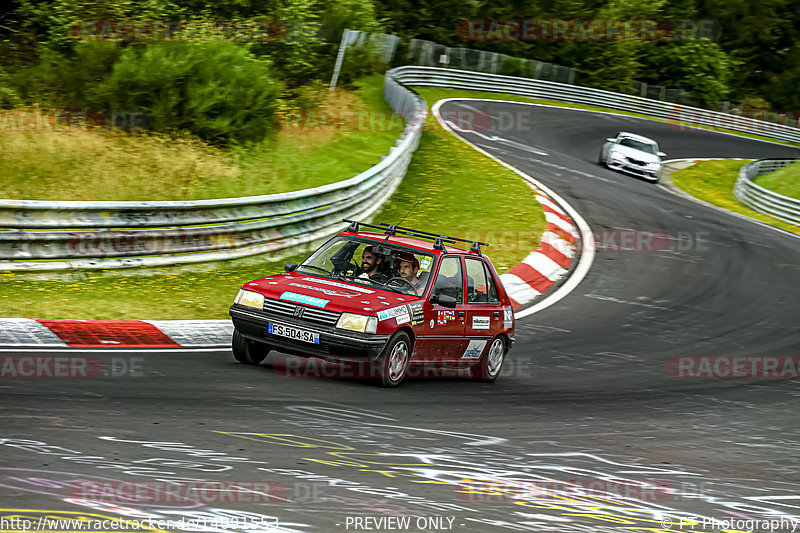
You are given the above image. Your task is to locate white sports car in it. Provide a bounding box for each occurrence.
[599,132,666,182]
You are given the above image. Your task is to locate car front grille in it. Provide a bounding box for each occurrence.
[627,157,647,166]
[262,297,340,328]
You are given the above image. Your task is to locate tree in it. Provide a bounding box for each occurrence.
[640,39,738,107]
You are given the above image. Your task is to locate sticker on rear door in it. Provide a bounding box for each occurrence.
[504,306,513,329]
[472,316,490,330]
[462,340,487,358]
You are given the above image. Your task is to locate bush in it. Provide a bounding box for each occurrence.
[11,43,121,109]
[0,68,22,108]
[337,42,385,87]
[498,57,528,78]
[95,42,283,144]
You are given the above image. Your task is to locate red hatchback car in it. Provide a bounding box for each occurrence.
[229,220,515,386]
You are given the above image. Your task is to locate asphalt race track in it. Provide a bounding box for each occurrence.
[1,101,800,533]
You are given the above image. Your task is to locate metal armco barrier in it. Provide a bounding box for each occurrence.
[734,159,800,225]
[6,65,798,271]
[0,71,426,271]
[389,66,800,144]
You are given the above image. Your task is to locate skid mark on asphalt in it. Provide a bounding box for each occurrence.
[583,293,672,310]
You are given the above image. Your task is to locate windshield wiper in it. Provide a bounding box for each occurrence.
[297,264,332,276]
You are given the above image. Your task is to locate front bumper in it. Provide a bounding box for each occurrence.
[229,305,390,361]
[607,160,660,181]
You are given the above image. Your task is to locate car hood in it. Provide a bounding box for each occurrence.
[610,144,661,164]
[242,271,419,315]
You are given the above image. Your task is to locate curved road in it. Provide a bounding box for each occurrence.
[1,102,799,533]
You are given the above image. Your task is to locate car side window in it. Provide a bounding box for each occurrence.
[432,257,463,303]
[465,258,490,304]
[483,263,500,304]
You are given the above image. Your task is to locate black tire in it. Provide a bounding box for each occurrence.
[232,329,270,366]
[376,331,411,387]
[471,337,507,382]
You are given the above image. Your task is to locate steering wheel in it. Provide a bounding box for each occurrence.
[386,277,417,294]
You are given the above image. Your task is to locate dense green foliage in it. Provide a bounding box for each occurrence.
[376,0,800,110]
[0,0,798,143]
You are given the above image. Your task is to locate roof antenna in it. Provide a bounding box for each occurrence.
[397,193,427,226]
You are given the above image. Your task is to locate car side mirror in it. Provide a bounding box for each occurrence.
[657,151,666,158]
[284,263,297,273]
[430,293,458,308]
[606,138,616,143]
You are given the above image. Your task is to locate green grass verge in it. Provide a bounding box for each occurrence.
[753,161,800,200]
[668,159,800,236]
[413,87,800,148]
[0,86,547,320]
[0,75,400,201]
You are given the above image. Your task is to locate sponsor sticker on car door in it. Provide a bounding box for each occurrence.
[377,305,410,325]
[462,340,487,358]
[472,316,490,330]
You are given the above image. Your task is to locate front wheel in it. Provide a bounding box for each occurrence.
[232,329,270,365]
[377,332,411,387]
[471,337,506,382]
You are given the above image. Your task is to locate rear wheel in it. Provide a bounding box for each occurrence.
[232,329,270,365]
[377,332,411,387]
[471,337,506,382]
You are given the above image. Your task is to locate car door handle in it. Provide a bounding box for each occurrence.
[458,311,465,318]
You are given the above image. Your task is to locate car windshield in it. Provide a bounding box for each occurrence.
[619,138,657,154]
[296,236,436,296]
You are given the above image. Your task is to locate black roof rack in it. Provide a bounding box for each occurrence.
[342,219,489,255]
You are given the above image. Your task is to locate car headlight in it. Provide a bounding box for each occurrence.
[609,150,626,162]
[646,162,661,169]
[336,313,378,334]
[234,289,264,310]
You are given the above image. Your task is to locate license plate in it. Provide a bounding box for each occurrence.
[267,322,319,344]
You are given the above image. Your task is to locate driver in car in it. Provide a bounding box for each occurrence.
[358,246,389,283]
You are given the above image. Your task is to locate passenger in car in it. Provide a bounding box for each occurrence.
[395,252,423,295]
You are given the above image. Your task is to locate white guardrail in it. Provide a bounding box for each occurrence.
[4,65,798,271]
[734,159,800,225]
[390,66,800,144]
[0,71,426,271]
